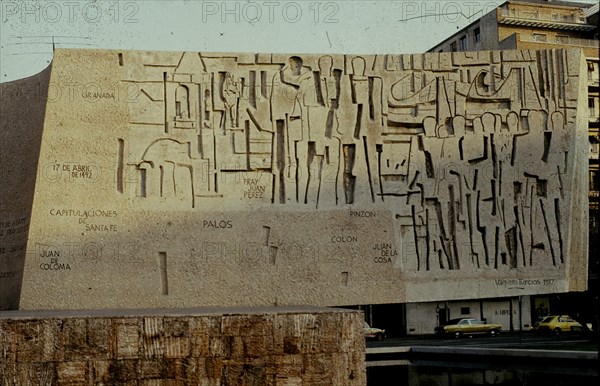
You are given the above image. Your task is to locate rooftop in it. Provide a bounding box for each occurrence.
[507,0,597,9]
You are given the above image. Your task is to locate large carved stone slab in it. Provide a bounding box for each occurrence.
[0,48,589,310]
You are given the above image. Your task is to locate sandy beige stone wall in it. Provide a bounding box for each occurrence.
[0,48,590,310]
[0,307,365,385]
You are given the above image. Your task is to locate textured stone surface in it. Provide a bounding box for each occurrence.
[0,48,590,310]
[0,307,365,385]
[0,65,50,310]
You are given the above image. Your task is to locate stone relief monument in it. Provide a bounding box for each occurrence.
[0,48,589,310]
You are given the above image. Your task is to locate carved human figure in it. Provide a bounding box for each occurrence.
[496,111,521,268]
[222,73,239,128]
[405,129,430,270]
[544,110,568,264]
[418,117,452,270]
[445,116,470,269]
[270,56,312,203]
[302,55,342,207]
[353,56,387,203]
[460,114,491,267]
[345,56,371,204]
[515,110,558,267]
[475,112,511,268]
[334,59,361,204]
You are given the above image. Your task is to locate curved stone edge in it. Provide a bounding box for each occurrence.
[0,63,52,310]
[565,49,590,292]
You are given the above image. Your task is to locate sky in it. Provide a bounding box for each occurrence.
[0,0,597,82]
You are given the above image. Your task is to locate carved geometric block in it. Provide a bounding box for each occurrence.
[0,48,589,310]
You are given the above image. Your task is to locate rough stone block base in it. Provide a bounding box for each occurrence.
[0,306,365,385]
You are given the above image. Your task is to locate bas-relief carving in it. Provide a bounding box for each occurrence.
[121,50,582,274]
[5,49,586,310]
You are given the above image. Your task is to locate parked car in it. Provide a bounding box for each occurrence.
[434,318,502,338]
[364,322,386,341]
[532,315,583,335]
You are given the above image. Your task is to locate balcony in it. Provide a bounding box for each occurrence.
[499,8,597,31]
[500,33,600,60]
[520,34,600,47]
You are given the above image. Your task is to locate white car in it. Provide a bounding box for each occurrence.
[364,322,386,341]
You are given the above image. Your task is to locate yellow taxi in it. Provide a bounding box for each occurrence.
[533,315,583,335]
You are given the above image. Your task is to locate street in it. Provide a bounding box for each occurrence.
[367,331,597,351]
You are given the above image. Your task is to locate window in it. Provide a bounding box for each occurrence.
[450,41,457,52]
[459,35,467,51]
[532,33,547,42]
[590,97,597,117]
[474,27,481,44]
[590,170,600,191]
[556,35,569,44]
[590,139,599,156]
[588,62,597,79]
[460,307,470,315]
